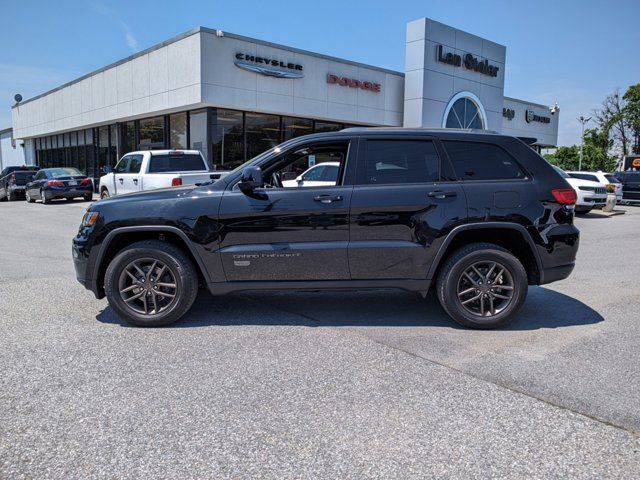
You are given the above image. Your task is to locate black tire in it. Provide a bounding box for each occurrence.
[436,242,528,329]
[84,193,93,202]
[100,189,110,199]
[41,189,49,204]
[26,190,35,203]
[104,240,199,327]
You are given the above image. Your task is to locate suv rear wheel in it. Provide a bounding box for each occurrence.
[436,242,528,329]
[104,240,199,327]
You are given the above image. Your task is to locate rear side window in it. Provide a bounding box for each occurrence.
[360,140,439,185]
[605,174,619,183]
[569,173,598,182]
[148,154,206,173]
[443,141,527,181]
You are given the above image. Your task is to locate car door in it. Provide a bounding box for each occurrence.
[112,156,131,195]
[122,154,143,193]
[622,172,640,199]
[28,170,47,198]
[348,136,467,280]
[217,138,355,282]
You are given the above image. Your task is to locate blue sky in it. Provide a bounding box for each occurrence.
[1,0,638,146]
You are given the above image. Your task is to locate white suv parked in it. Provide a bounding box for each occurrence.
[566,171,623,202]
[553,166,608,214]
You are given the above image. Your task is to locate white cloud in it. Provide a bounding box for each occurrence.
[87,1,140,53]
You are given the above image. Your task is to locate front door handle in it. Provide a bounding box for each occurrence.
[133,178,138,184]
[428,190,457,199]
[313,194,343,204]
[118,177,124,184]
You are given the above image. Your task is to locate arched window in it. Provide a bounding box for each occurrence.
[443,93,486,130]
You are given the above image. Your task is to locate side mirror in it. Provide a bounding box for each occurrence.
[238,166,263,192]
[296,175,303,184]
[103,166,112,174]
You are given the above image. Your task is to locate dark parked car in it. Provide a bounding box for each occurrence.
[0,166,39,201]
[612,171,640,202]
[73,129,580,329]
[25,167,93,204]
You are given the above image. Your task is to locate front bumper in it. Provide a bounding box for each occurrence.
[72,235,102,298]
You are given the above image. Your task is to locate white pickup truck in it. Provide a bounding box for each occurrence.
[98,150,228,198]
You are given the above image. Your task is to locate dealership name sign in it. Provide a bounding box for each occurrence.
[436,45,499,77]
[525,109,551,124]
[326,74,381,92]
[234,53,304,78]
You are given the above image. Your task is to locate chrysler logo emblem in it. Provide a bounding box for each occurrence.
[234,53,304,79]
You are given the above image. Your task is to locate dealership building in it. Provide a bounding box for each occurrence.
[10,17,559,180]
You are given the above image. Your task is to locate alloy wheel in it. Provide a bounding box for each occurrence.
[456,260,514,317]
[118,258,178,316]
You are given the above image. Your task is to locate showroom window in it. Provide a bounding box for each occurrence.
[138,116,165,150]
[121,121,135,154]
[211,109,244,168]
[245,112,281,161]
[169,113,188,149]
[283,117,313,141]
[314,121,344,133]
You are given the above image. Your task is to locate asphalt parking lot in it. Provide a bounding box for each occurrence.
[1,198,639,478]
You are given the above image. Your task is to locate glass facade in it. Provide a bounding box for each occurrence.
[32,107,366,182]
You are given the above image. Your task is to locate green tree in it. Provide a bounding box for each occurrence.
[622,83,640,153]
[544,128,616,172]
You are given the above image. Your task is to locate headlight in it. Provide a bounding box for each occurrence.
[82,211,100,227]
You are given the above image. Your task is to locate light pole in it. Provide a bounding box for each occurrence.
[577,115,591,171]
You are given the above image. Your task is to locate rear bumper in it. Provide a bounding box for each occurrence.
[530,223,580,285]
[45,186,92,199]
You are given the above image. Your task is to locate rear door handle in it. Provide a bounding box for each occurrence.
[313,194,343,204]
[428,190,457,199]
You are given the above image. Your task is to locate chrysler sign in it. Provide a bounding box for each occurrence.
[234,53,304,78]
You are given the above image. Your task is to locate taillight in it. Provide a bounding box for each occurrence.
[80,178,93,186]
[171,178,182,187]
[552,188,577,205]
[47,180,64,187]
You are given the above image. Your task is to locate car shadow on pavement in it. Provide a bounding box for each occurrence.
[95,285,603,331]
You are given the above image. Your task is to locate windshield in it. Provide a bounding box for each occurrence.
[552,165,569,178]
[47,168,83,178]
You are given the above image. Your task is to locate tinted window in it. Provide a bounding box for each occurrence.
[443,141,527,181]
[114,157,130,174]
[129,155,143,174]
[604,174,620,183]
[46,168,83,178]
[361,140,439,185]
[148,154,205,173]
[569,173,598,182]
[321,164,339,182]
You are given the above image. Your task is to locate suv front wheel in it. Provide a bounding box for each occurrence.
[104,240,199,327]
[436,242,528,329]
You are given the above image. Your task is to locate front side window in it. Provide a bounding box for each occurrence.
[258,141,349,189]
[443,141,527,181]
[114,157,131,174]
[360,140,440,185]
[129,155,143,174]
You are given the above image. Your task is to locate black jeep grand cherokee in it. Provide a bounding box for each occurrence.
[73,129,579,329]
